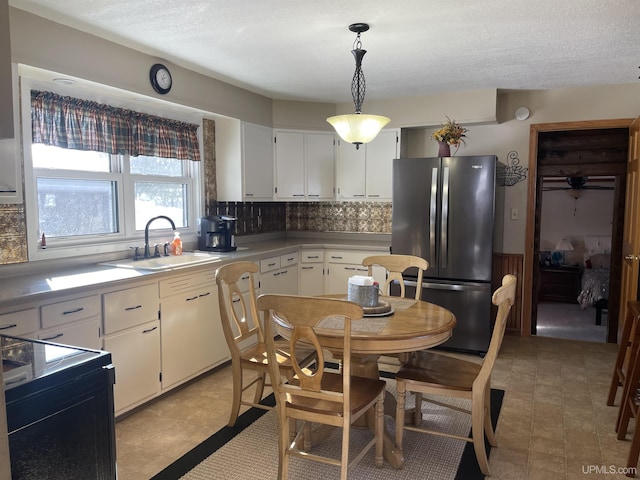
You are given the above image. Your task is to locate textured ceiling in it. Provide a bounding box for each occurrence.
[9,0,640,104]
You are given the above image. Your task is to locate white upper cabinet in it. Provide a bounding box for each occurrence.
[336,128,399,201]
[274,130,305,199]
[306,132,336,200]
[242,122,274,200]
[274,130,335,201]
[216,120,274,202]
[0,0,12,140]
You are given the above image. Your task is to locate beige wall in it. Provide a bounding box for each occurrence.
[9,8,273,127]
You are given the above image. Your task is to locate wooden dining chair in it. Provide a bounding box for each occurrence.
[257,294,386,480]
[394,274,517,476]
[608,301,640,407]
[215,261,316,427]
[362,254,429,300]
[363,254,429,364]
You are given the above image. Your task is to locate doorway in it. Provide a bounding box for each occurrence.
[523,120,632,343]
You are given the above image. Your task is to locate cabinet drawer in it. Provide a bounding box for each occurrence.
[0,308,39,337]
[280,252,299,268]
[103,283,159,335]
[326,250,369,265]
[41,295,100,329]
[260,256,280,273]
[159,269,217,298]
[39,317,101,350]
[301,250,324,263]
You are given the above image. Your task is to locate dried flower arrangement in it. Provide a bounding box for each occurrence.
[432,116,468,146]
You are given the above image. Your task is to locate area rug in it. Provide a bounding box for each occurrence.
[152,378,504,480]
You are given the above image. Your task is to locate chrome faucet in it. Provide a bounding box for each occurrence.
[144,215,176,258]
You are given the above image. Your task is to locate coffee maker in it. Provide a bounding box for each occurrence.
[197,215,237,252]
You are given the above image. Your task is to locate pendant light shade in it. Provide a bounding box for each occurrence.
[327,23,390,149]
[327,113,390,146]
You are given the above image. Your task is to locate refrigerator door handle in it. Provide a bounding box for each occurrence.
[441,166,450,268]
[404,279,488,291]
[430,167,438,263]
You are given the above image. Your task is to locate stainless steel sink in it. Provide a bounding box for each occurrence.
[99,252,221,270]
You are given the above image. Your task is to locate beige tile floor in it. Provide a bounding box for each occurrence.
[115,335,635,479]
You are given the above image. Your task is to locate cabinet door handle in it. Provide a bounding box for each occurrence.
[245,193,254,197]
[232,298,241,304]
[281,270,288,275]
[301,266,314,270]
[293,194,304,197]
[344,267,356,271]
[62,307,84,315]
[199,292,211,298]
[268,262,277,267]
[186,295,199,301]
[353,194,365,197]
[331,256,343,259]
[41,333,64,341]
[0,323,17,331]
[273,272,281,277]
[307,255,319,259]
[142,326,158,334]
[368,194,380,198]
[125,305,143,311]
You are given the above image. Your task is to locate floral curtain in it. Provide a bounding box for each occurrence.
[31,90,201,161]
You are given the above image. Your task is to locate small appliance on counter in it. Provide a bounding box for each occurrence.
[197,215,237,252]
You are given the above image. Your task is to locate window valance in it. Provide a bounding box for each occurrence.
[31,90,201,161]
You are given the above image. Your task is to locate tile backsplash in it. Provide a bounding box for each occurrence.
[209,201,392,236]
[0,204,28,264]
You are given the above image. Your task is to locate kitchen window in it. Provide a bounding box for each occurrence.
[22,82,202,260]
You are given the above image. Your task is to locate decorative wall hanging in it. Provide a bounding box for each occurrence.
[498,151,528,186]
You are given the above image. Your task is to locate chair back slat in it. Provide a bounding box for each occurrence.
[362,254,428,300]
[216,261,262,356]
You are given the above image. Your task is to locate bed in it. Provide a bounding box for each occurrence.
[577,236,611,325]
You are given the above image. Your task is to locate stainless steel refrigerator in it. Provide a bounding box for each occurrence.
[391,155,502,354]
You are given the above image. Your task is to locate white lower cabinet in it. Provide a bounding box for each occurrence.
[0,308,39,338]
[102,282,160,414]
[325,250,386,295]
[299,250,325,296]
[39,293,102,349]
[159,269,230,390]
[260,253,299,295]
[39,317,101,350]
[103,320,161,415]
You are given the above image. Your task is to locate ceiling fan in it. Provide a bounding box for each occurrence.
[542,176,615,192]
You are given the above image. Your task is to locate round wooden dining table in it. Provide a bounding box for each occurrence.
[272,294,457,469]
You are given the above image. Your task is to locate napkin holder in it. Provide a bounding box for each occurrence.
[347,276,379,307]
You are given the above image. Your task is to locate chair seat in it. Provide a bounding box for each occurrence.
[396,351,481,392]
[287,373,386,417]
[241,339,316,370]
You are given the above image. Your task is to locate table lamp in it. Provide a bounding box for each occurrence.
[554,237,574,265]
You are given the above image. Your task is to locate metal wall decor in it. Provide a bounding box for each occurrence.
[498,151,528,186]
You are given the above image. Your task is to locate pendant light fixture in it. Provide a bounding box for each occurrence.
[327,23,390,149]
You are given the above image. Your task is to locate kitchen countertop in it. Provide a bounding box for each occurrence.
[0,232,390,308]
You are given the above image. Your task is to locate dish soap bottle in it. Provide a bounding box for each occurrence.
[171,231,183,256]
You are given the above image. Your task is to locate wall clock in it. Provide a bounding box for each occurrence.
[149,63,172,94]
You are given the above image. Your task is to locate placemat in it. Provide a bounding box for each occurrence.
[317,314,390,333]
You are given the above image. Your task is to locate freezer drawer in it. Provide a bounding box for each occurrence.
[399,279,492,354]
